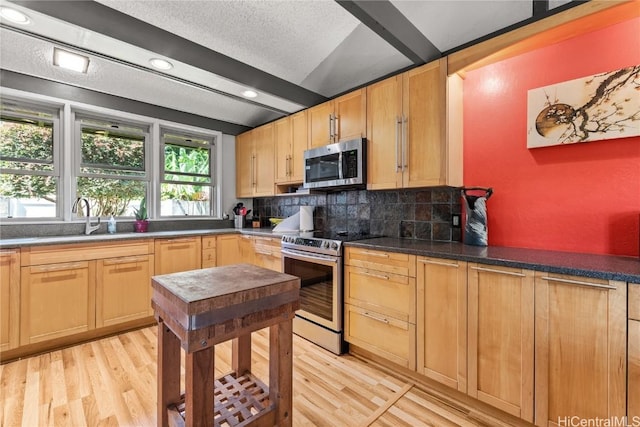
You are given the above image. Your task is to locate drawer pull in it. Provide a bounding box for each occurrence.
[471,266,525,277]
[539,276,615,290]
[31,262,86,273]
[255,250,273,256]
[163,238,195,243]
[362,311,389,324]
[103,256,147,266]
[360,271,389,280]
[419,259,459,268]
[359,251,389,258]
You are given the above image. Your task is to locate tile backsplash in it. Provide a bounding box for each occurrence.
[254,187,462,242]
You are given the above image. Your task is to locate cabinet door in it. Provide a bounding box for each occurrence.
[154,237,201,275]
[534,273,626,426]
[290,110,308,182]
[403,59,446,188]
[0,250,20,351]
[236,130,254,198]
[238,235,255,266]
[20,261,95,345]
[253,123,275,197]
[416,257,467,392]
[334,88,366,142]
[629,319,640,420]
[366,75,403,190]
[216,234,241,266]
[468,263,534,422]
[308,101,334,148]
[96,255,154,327]
[274,116,292,184]
[202,236,217,268]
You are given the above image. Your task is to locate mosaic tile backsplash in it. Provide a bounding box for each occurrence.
[253,187,462,242]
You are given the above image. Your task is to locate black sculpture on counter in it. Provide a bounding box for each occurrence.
[461,187,493,246]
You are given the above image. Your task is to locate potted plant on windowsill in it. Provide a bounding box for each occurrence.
[133,196,149,233]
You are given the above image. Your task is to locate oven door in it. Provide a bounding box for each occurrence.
[281,248,342,332]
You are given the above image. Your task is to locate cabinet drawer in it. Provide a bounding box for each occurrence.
[21,240,153,266]
[345,247,416,277]
[202,248,216,268]
[630,284,640,321]
[345,304,416,370]
[202,236,217,250]
[345,265,415,323]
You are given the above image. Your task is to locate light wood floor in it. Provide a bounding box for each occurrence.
[0,327,494,427]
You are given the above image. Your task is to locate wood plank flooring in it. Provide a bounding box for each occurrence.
[0,327,492,427]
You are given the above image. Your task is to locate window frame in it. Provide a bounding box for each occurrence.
[0,97,63,220]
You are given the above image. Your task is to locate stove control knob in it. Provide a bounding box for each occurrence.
[331,242,339,250]
[321,241,328,248]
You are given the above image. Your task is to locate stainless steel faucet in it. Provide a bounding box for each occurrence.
[72,197,101,235]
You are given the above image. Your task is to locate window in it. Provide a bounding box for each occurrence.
[0,100,60,218]
[160,129,214,216]
[74,115,148,217]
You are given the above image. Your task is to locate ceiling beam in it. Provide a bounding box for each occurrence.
[336,0,441,65]
[11,0,328,108]
[1,70,252,135]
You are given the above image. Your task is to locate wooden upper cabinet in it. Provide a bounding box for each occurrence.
[416,257,467,393]
[468,263,534,423]
[308,89,366,149]
[235,130,254,198]
[367,58,453,190]
[0,250,20,351]
[154,237,201,275]
[236,125,275,197]
[534,273,627,427]
[275,111,308,185]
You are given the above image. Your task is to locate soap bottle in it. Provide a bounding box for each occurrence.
[108,215,116,234]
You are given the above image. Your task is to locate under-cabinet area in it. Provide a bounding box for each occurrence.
[343,245,635,427]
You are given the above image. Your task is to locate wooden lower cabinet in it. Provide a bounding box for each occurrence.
[96,254,154,327]
[216,234,241,266]
[252,236,281,272]
[201,235,217,268]
[0,250,20,351]
[630,285,640,420]
[534,273,627,426]
[416,257,467,392]
[468,263,534,422]
[20,261,96,345]
[154,237,201,275]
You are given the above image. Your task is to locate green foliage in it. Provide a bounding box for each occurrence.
[132,195,147,220]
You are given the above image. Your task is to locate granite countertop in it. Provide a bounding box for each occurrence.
[0,227,290,248]
[344,238,640,283]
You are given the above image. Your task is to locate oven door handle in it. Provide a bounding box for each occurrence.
[281,248,339,264]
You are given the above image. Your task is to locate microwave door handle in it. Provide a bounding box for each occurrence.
[338,151,344,179]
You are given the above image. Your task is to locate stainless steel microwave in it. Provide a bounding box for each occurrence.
[303,138,366,190]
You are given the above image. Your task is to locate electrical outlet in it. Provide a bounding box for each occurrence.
[451,213,461,228]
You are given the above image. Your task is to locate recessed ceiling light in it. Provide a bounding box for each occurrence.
[149,58,173,70]
[53,48,90,73]
[242,90,258,98]
[0,7,30,25]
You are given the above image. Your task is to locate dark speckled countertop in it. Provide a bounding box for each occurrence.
[345,238,640,283]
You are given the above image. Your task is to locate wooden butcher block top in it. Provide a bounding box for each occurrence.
[152,264,300,351]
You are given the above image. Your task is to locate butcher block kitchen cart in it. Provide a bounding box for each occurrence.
[151,264,300,427]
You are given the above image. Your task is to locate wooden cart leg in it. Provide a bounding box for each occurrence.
[232,334,252,376]
[157,321,181,427]
[270,319,293,427]
[185,346,215,427]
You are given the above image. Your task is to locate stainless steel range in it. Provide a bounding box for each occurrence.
[281,233,346,354]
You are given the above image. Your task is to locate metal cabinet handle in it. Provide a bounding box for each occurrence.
[255,250,273,256]
[539,276,616,290]
[419,259,459,268]
[103,256,148,266]
[359,250,389,258]
[328,114,334,142]
[334,114,339,142]
[470,266,525,277]
[164,238,196,244]
[362,311,389,324]
[395,117,401,172]
[402,115,408,170]
[31,261,86,273]
[360,270,389,280]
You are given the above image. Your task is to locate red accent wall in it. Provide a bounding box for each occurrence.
[463,17,640,257]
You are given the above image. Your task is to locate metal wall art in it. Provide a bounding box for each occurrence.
[527,65,640,148]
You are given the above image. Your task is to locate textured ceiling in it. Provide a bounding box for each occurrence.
[0,0,578,133]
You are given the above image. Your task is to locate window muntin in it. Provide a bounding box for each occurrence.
[0,101,60,218]
[160,130,214,217]
[75,116,149,218]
